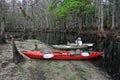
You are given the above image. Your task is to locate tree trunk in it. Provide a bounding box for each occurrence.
[98,0,104,32]
[98,0,101,31]
[22,0,27,33]
[13,0,16,29]
[0,0,6,44]
[0,22,6,44]
[78,15,82,30]
[12,38,26,64]
[111,0,115,30]
[115,0,119,29]
[100,0,104,32]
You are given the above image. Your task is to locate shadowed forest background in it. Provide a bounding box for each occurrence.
[0,0,120,43]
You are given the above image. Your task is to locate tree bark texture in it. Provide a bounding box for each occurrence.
[12,38,26,64]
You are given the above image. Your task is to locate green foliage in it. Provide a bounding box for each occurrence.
[49,0,93,19]
[48,0,61,10]
[55,0,77,18]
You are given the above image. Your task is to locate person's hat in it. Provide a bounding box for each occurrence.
[77,37,81,39]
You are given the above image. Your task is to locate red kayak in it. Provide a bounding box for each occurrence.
[22,50,103,60]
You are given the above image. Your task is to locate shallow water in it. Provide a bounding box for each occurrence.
[36,32,120,80]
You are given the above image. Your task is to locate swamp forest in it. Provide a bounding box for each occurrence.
[0,0,120,80]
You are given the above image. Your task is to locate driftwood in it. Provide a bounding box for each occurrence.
[12,38,26,64]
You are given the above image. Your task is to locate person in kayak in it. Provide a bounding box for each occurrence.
[75,37,83,45]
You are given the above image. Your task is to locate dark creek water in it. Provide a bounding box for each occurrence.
[33,32,120,80]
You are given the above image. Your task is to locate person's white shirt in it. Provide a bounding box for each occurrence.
[78,40,82,45]
[75,37,83,45]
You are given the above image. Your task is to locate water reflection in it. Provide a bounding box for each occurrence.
[35,32,120,80]
[94,39,120,80]
[36,32,98,45]
[36,32,77,45]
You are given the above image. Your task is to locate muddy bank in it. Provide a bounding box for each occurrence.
[0,40,111,80]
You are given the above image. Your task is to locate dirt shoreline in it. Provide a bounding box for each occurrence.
[0,40,111,80]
